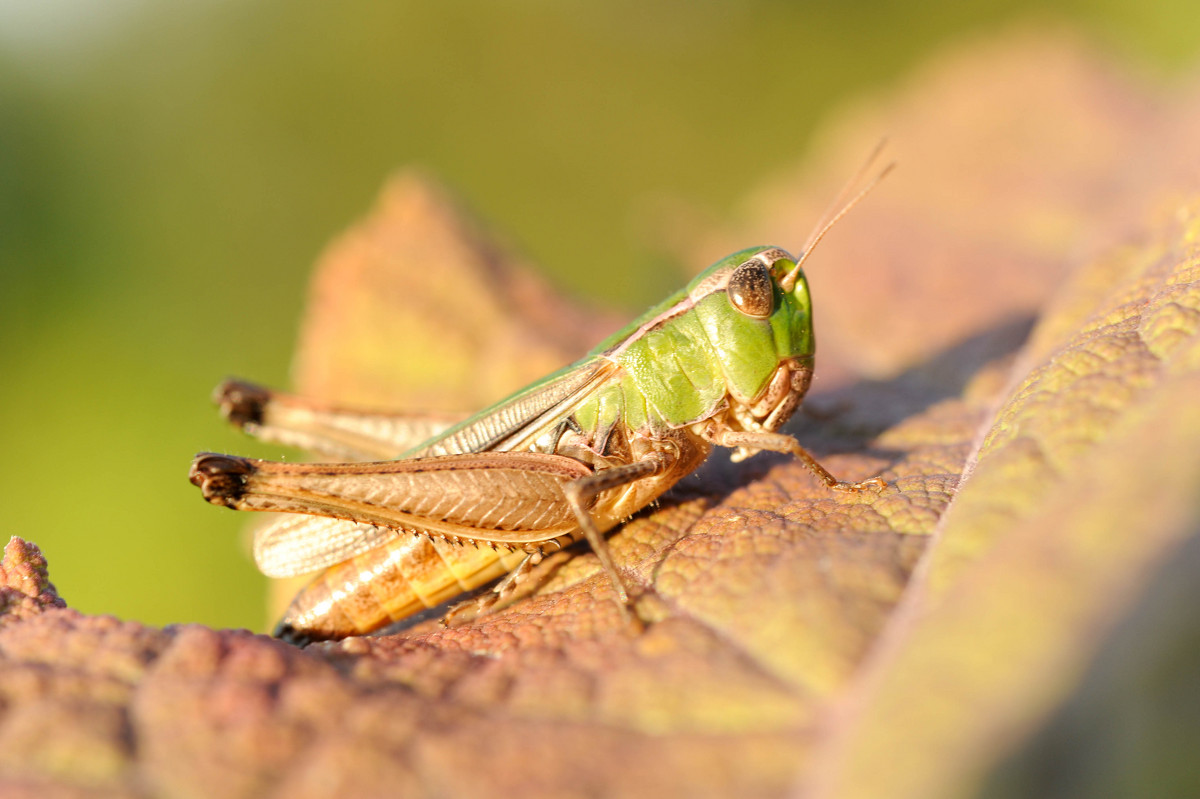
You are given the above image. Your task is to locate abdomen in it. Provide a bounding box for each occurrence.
[275,535,527,642]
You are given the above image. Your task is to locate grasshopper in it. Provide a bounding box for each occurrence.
[190,156,892,644]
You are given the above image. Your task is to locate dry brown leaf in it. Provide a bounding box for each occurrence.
[810,199,1200,799]
[292,171,626,411]
[0,538,67,626]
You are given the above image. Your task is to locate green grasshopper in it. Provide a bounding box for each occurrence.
[190,157,891,644]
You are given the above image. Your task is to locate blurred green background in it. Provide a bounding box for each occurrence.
[1,1,1197,633]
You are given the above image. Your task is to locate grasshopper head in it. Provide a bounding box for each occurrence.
[682,150,890,436]
[686,246,814,426]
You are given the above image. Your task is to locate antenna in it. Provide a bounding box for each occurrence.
[779,140,895,292]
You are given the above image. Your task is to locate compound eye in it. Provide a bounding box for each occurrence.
[727,260,774,318]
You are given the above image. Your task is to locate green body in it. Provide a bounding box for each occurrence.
[406,247,815,459]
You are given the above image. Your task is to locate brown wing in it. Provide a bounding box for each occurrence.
[251,515,397,578]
